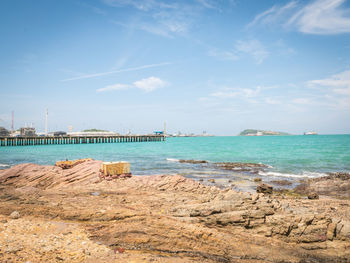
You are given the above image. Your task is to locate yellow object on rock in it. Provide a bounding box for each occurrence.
[100,161,130,176]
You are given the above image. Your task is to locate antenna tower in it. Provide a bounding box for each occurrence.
[45,108,48,135]
[11,111,14,131]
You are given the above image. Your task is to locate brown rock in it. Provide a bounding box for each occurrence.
[294,172,350,199]
[327,223,337,240]
[271,180,292,186]
[254,178,262,182]
[214,162,268,172]
[10,211,20,219]
[0,161,350,262]
[257,183,273,194]
[178,159,208,164]
[308,192,319,200]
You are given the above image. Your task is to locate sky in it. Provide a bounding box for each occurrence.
[1,0,350,135]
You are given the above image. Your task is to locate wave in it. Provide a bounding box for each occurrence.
[166,158,180,162]
[0,163,10,168]
[258,171,327,178]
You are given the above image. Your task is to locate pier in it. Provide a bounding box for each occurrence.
[0,135,164,147]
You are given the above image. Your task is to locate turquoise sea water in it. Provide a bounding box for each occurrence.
[1,135,349,187]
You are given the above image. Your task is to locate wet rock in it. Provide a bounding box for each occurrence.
[178,159,208,164]
[257,183,273,194]
[294,172,350,199]
[271,180,292,186]
[326,172,350,180]
[254,178,262,182]
[208,179,215,183]
[214,162,268,171]
[10,211,20,219]
[308,192,319,200]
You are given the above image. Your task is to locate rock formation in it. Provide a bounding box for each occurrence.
[0,160,349,262]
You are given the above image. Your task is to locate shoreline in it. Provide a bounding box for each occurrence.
[0,160,350,262]
[1,158,349,196]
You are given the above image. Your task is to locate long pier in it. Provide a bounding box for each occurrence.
[0,135,164,147]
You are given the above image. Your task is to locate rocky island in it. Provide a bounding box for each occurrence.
[0,160,349,262]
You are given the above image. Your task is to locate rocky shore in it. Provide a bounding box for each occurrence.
[0,160,350,262]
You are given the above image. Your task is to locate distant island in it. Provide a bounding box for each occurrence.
[239,129,291,136]
[82,129,108,132]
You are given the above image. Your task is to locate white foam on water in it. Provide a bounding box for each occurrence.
[258,171,327,178]
[166,158,180,162]
[258,162,273,168]
[0,163,9,168]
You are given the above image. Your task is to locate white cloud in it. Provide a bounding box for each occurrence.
[97,77,166,93]
[235,40,269,64]
[288,0,350,34]
[134,76,166,92]
[248,0,350,35]
[96,84,130,93]
[308,69,350,96]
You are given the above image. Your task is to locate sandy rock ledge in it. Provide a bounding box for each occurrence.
[0,160,350,262]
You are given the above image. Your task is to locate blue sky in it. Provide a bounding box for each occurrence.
[1,0,350,135]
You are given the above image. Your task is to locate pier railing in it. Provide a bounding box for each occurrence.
[0,135,165,147]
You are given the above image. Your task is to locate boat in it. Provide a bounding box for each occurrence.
[303,131,318,135]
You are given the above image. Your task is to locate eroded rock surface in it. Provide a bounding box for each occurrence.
[0,160,349,262]
[295,172,350,199]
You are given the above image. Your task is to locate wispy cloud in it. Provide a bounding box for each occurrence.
[61,62,171,81]
[247,1,297,28]
[96,84,130,93]
[288,0,350,34]
[210,86,262,99]
[105,0,193,38]
[235,40,269,64]
[308,69,350,95]
[97,76,166,93]
[208,39,269,64]
[248,0,350,35]
[208,49,238,61]
[292,98,311,104]
[105,0,229,38]
[265,97,282,105]
[102,0,173,11]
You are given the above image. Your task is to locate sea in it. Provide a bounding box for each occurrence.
[1,135,349,191]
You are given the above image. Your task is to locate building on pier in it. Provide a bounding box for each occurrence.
[0,127,10,137]
[20,127,36,137]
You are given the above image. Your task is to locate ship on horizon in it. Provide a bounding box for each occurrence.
[303,131,318,135]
